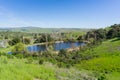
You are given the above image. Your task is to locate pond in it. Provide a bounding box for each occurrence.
[27,42,85,52]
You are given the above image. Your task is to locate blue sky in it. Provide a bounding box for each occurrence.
[0,0,120,28]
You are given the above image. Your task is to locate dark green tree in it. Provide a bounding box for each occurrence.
[8,37,21,45]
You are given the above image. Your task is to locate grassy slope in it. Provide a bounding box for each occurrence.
[0,56,96,80]
[1,38,120,80]
[0,57,56,80]
[76,38,120,80]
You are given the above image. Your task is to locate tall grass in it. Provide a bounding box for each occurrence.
[75,38,120,80]
[0,56,56,80]
[0,56,96,80]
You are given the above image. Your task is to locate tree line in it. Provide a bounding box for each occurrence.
[77,24,120,43]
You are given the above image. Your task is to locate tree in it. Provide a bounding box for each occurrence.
[58,49,67,58]
[8,37,21,46]
[85,31,96,42]
[12,43,26,54]
[23,38,31,44]
[77,35,84,41]
[94,29,106,40]
[85,29,106,42]
[107,24,120,39]
[34,34,54,43]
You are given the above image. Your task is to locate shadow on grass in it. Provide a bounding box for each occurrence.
[111,37,120,42]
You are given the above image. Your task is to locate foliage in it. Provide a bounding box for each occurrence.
[8,37,21,46]
[58,49,67,57]
[34,34,54,43]
[12,43,26,54]
[75,38,120,79]
[26,57,33,64]
[107,24,120,38]
[77,24,120,43]
[39,58,44,64]
[23,38,31,44]
[1,24,120,80]
[0,55,97,80]
[84,29,106,42]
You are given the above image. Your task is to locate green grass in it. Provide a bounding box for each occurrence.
[84,38,120,57]
[0,55,96,80]
[0,46,14,53]
[65,31,86,39]
[0,56,56,80]
[1,38,120,80]
[106,72,120,80]
[76,38,120,80]
[76,56,120,72]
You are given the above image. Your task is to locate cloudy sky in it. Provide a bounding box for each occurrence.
[0,0,120,28]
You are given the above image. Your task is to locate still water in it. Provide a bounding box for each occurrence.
[27,42,85,52]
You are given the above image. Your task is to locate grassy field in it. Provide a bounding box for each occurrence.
[0,55,97,80]
[0,38,120,80]
[0,56,56,80]
[76,38,120,80]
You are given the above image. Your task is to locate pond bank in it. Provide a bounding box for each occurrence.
[54,45,85,54]
[27,41,64,46]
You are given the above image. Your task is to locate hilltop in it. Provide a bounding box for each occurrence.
[0,27,91,33]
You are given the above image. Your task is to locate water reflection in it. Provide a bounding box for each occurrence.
[27,42,85,52]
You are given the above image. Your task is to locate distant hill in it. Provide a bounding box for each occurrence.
[0,27,91,33]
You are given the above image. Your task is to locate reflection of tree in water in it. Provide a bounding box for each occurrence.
[71,43,75,49]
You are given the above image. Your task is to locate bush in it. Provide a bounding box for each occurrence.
[98,74,107,80]
[0,56,8,64]
[12,43,26,55]
[6,54,14,59]
[58,49,67,57]
[0,52,7,56]
[57,62,66,68]
[39,58,44,64]
[23,38,31,44]
[8,37,21,46]
[15,53,24,59]
[66,64,71,68]
[26,57,33,64]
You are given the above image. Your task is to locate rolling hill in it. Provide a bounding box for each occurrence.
[0,27,91,33]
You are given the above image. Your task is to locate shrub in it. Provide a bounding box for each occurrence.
[6,54,14,59]
[39,58,44,64]
[23,38,31,44]
[0,56,8,64]
[58,49,67,57]
[66,64,71,68]
[12,43,27,55]
[98,74,107,80]
[0,52,7,56]
[8,37,21,45]
[15,53,24,59]
[57,62,66,68]
[26,57,33,64]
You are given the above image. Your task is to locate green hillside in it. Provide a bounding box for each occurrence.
[76,38,120,80]
[1,38,120,80]
[0,24,120,80]
[0,27,90,33]
[0,56,97,80]
[0,27,58,33]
